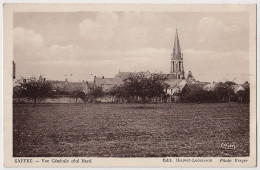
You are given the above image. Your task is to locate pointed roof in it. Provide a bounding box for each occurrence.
[114,71,151,80]
[173,29,181,53]
[165,79,183,88]
[187,71,197,84]
[203,83,217,91]
[187,71,195,79]
[94,77,123,87]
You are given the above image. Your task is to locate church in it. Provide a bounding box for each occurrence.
[94,29,196,93]
[168,29,195,81]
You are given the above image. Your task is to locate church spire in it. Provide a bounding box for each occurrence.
[173,29,181,53]
[170,29,185,79]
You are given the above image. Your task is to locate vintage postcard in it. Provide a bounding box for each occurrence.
[3,3,256,167]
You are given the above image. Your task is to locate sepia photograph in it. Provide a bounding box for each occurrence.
[3,3,256,167]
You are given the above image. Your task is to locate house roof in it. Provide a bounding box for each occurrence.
[231,84,239,91]
[165,79,183,88]
[95,77,123,87]
[187,71,196,82]
[69,82,84,87]
[203,83,217,91]
[50,80,86,91]
[86,81,94,89]
[161,74,176,80]
[115,71,178,81]
[241,82,249,89]
[114,71,151,79]
[235,86,245,93]
[231,84,245,93]
[114,72,133,79]
[50,80,69,88]
[166,79,187,94]
[187,82,207,91]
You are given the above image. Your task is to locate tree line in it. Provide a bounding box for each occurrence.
[13,75,249,105]
[180,81,249,103]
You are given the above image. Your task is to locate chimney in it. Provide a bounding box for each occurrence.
[13,61,15,79]
[65,78,68,82]
[94,76,96,83]
[102,76,104,79]
[43,78,46,83]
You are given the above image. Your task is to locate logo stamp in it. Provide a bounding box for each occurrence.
[221,142,238,150]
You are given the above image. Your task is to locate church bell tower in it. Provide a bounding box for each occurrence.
[170,29,185,79]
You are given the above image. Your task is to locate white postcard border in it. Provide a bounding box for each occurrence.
[3,3,257,167]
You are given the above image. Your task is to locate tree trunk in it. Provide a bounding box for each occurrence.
[142,96,146,104]
[34,97,37,105]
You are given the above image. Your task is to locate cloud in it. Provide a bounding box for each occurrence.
[13,12,250,83]
[183,48,249,83]
[196,17,246,51]
[197,17,223,43]
[78,12,175,50]
[47,44,82,61]
[14,27,43,46]
[14,27,44,62]
[16,46,172,81]
[50,44,80,51]
[45,46,171,69]
[79,12,119,43]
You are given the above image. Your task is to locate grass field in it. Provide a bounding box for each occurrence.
[13,103,249,157]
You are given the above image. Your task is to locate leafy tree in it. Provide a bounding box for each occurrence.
[243,86,250,102]
[87,87,104,102]
[71,90,86,104]
[181,83,206,103]
[14,77,53,105]
[237,85,250,102]
[13,85,22,98]
[53,89,70,96]
[215,81,236,102]
[123,73,168,103]
[108,85,127,97]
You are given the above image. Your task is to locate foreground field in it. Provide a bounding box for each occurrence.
[13,103,249,157]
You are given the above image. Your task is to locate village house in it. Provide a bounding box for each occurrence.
[203,82,217,91]
[165,79,187,102]
[93,76,123,92]
[51,79,88,94]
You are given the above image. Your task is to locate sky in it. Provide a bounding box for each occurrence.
[13,12,250,83]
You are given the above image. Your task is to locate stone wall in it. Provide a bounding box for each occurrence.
[13,97,84,104]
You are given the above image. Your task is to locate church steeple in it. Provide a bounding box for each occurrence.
[173,29,181,55]
[170,29,185,79]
